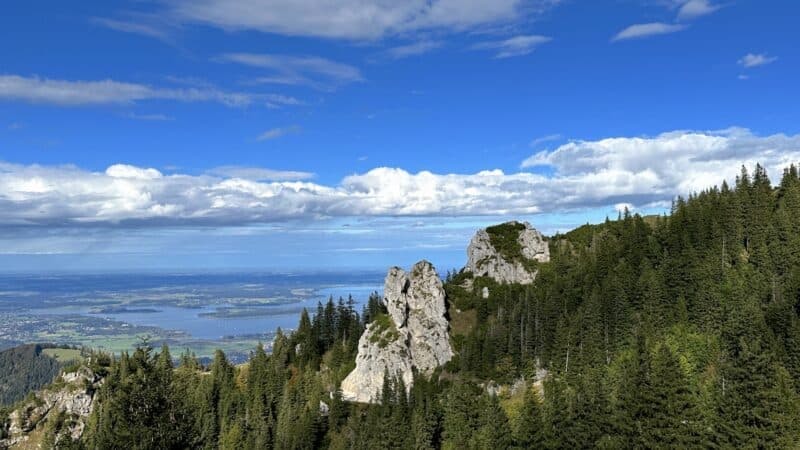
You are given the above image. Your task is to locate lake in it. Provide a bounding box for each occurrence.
[0,271,384,353]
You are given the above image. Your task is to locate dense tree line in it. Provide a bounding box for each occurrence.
[0,344,75,406]
[45,164,800,448]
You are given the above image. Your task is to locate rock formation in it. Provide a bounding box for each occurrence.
[465,221,549,284]
[1,367,102,448]
[341,260,452,403]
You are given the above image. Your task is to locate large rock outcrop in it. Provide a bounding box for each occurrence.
[1,367,102,449]
[465,221,549,284]
[341,260,452,403]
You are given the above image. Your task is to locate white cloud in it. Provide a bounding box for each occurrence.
[612,22,686,41]
[220,53,363,91]
[530,133,561,148]
[384,41,443,59]
[677,0,719,20]
[472,35,551,58]
[256,125,301,141]
[0,74,301,108]
[106,164,164,180]
[263,94,304,108]
[168,0,559,40]
[738,53,778,68]
[208,166,314,181]
[1,128,799,227]
[7,122,23,131]
[91,16,173,41]
[522,128,800,206]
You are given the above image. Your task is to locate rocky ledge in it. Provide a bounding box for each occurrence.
[1,367,102,449]
[340,260,453,403]
[465,221,550,284]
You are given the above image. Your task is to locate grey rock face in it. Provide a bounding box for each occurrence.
[2,367,102,448]
[465,221,550,284]
[340,260,453,403]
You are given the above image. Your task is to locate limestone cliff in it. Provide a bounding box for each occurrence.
[465,221,549,284]
[341,260,452,403]
[0,367,102,449]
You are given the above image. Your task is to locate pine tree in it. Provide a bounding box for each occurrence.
[474,394,512,449]
[442,382,481,449]
[644,344,705,448]
[613,332,654,447]
[513,386,544,448]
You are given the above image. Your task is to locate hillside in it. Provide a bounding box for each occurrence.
[5,163,800,449]
[0,345,81,406]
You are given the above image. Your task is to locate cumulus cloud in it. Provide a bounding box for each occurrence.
[220,53,363,91]
[471,35,551,58]
[677,0,720,20]
[522,128,800,205]
[0,74,301,108]
[612,22,686,41]
[1,128,799,227]
[167,0,559,40]
[738,53,778,68]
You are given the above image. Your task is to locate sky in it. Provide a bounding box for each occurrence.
[0,0,798,273]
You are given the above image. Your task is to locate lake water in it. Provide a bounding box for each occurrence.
[39,284,382,340]
[0,272,384,341]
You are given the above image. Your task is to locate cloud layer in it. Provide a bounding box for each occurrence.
[383,41,444,60]
[207,166,314,181]
[1,128,799,227]
[220,53,363,91]
[256,125,302,141]
[472,35,551,58]
[677,0,719,20]
[0,75,300,108]
[612,23,686,41]
[167,0,556,40]
[522,128,800,203]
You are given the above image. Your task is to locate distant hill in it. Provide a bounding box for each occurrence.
[0,344,80,406]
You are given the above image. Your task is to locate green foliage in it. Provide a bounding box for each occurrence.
[368,313,401,348]
[0,344,73,405]
[512,387,544,448]
[485,221,539,271]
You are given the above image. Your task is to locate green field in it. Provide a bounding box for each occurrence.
[42,348,83,362]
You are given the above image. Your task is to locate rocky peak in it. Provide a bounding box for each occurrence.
[465,221,550,285]
[340,260,453,403]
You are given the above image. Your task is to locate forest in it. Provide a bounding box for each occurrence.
[30,164,800,449]
[0,344,78,406]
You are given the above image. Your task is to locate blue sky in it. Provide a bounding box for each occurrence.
[0,0,798,272]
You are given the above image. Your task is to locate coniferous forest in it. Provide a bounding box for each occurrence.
[0,344,64,405]
[32,164,800,449]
